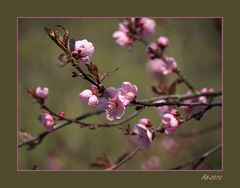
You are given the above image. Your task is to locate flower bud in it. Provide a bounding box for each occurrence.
[35,87,49,99]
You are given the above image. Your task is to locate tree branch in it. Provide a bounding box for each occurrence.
[106,145,142,170]
[168,144,222,170]
[18,109,104,149]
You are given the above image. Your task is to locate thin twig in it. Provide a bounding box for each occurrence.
[106,145,142,170]
[169,144,222,170]
[18,109,104,148]
[132,100,222,108]
[138,91,222,103]
[138,38,195,92]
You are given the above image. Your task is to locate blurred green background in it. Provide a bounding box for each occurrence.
[18,18,222,170]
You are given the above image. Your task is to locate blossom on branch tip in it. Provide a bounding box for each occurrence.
[35,87,49,99]
[139,18,156,38]
[133,121,153,149]
[40,112,55,132]
[118,82,138,105]
[157,36,169,49]
[113,18,156,49]
[72,39,94,64]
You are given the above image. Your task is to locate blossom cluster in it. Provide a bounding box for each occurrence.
[79,82,138,121]
[113,18,156,49]
[146,37,177,76]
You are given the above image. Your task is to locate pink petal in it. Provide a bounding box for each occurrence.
[88,95,99,108]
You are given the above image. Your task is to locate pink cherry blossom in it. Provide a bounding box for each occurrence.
[139,18,156,38]
[79,89,99,108]
[99,87,125,121]
[133,123,153,149]
[162,57,177,75]
[35,87,49,99]
[162,113,178,127]
[118,82,138,105]
[40,112,55,132]
[72,39,94,64]
[161,113,179,134]
[112,31,133,49]
[157,36,169,48]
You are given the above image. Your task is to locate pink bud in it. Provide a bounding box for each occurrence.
[35,87,49,99]
[88,95,99,108]
[139,118,152,127]
[91,84,98,95]
[79,89,92,99]
[59,111,65,118]
[40,112,55,132]
[157,36,169,48]
[139,18,156,37]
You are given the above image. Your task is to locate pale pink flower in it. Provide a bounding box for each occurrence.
[99,87,125,121]
[35,87,49,99]
[79,89,99,108]
[118,82,138,105]
[133,123,153,149]
[162,57,177,75]
[40,112,55,132]
[72,39,94,64]
[157,36,169,48]
[162,113,178,127]
[162,113,178,134]
[139,18,156,37]
[112,31,133,49]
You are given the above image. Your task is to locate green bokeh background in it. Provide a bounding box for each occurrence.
[18,18,222,170]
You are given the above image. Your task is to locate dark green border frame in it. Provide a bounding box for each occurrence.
[1,0,237,187]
